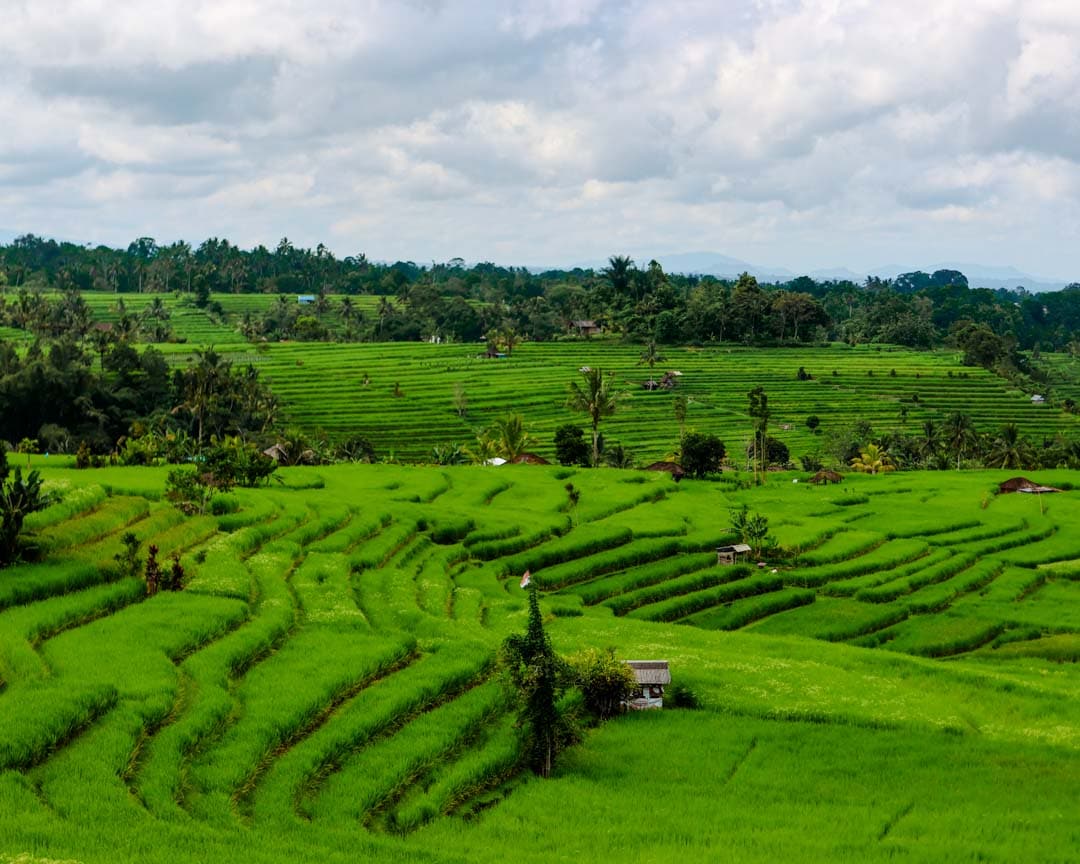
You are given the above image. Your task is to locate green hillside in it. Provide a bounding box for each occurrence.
[156,340,1079,464]
[0,461,1077,862]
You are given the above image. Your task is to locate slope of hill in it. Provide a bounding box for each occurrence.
[0,462,1077,863]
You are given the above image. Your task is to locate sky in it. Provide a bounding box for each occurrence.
[3,0,1079,279]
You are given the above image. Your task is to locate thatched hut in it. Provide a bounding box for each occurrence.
[262,443,289,463]
[511,452,550,465]
[625,661,671,710]
[644,460,685,481]
[998,477,1062,494]
[808,469,844,485]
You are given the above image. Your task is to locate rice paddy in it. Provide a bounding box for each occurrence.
[69,291,1066,463]
[227,340,1080,462]
[0,459,1078,863]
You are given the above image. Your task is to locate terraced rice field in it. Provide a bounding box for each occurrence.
[150,340,1079,463]
[1,460,1078,862]
[74,292,393,344]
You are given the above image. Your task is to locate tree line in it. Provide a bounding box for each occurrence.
[4,234,1080,352]
[0,337,279,457]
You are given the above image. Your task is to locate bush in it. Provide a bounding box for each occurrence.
[666,681,700,709]
[1,465,57,567]
[165,468,216,516]
[554,424,589,467]
[570,648,638,721]
[680,432,725,478]
[746,435,790,468]
[806,415,820,432]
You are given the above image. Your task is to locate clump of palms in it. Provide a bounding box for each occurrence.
[987,423,1034,470]
[851,442,895,474]
[469,414,534,463]
[490,414,535,461]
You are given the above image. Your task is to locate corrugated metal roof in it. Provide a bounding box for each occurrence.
[717,544,751,553]
[626,660,671,685]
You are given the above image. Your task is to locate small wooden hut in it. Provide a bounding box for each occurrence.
[808,469,844,485]
[511,452,550,465]
[570,320,600,337]
[625,661,670,710]
[998,477,1062,494]
[644,461,685,481]
[716,543,751,564]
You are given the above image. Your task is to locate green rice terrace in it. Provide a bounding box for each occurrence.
[1,459,1078,863]
[157,338,1078,463]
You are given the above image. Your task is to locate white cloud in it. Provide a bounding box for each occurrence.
[2,0,1080,279]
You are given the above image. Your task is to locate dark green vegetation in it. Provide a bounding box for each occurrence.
[4,317,1080,468]
[0,459,1078,862]
[4,234,1080,353]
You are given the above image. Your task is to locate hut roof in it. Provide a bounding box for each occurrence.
[643,460,685,476]
[626,660,671,686]
[809,469,844,484]
[571,319,597,328]
[262,443,288,462]
[717,544,752,554]
[511,452,550,465]
[999,476,1062,494]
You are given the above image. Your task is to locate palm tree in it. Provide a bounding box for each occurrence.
[987,423,1033,470]
[603,255,635,301]
[918,419,940,467]
[943,412,976,471]
[376,297,395,337]
[490,414,534,461]
[638,340,665,370]
[567,367,624,467]
[851,442,895,474]
[181,347,225,446]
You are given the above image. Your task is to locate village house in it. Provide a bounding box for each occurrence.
[625,661,670,710]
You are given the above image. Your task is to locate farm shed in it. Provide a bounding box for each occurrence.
[297,294,315,305]
[262,443,289,462]
[1031,394,1045,404]
[644,460,685,481]
[511,452,550,465]
[998,477,1062,494]
[716,543,751,564]
[570,319,599,337]
[625,661,671,710]
[808,469,844,485]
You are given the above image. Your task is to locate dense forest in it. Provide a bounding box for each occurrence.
[2,234,1080,355]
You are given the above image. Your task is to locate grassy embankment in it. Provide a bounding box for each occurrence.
[0,459,1078,862]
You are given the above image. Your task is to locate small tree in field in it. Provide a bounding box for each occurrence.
[679,432,725,478]
[571,648,637,721]
[729,504,776,557]
[500,583,568,778]
[554,424,590,467]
